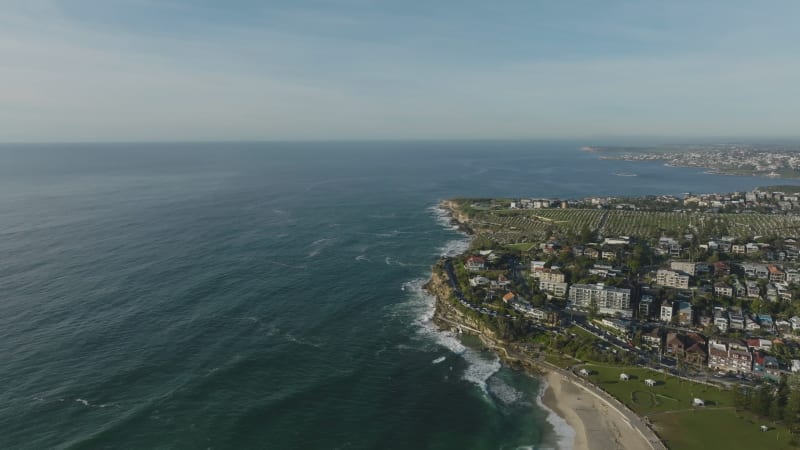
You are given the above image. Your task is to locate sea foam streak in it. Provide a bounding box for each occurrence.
[403,277,501,394]
[537,381,576,450]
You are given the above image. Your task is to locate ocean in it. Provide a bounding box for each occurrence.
[0,141,792,450]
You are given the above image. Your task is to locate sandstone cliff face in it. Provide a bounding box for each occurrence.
[440,200,472,228]
[425,263,499,342]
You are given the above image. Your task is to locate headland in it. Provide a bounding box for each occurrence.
[425,189,800,450]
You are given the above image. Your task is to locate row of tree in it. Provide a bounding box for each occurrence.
[733,376,800,431]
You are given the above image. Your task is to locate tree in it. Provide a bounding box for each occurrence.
[785,384,800,432]
[753,385,774,418]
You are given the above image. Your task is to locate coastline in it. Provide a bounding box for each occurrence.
[426,200,662,450]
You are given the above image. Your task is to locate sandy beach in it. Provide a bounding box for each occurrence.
[541,370,652,450]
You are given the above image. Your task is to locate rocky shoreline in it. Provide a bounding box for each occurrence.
[423,199,662,450]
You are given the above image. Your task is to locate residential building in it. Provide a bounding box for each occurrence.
[713,309,729,332]
[671,261,699,276]
[539,280,568,298]
[534,268,566,283]
[714,282,733,297]
[660,301,675,323]
[677,301,693,326]
[713,261,731,276]
[656,269,690,289]
[768,265,786,283]
[708,339,752,374]
[730,278,745,297]
[786,268,800,284]
[568,283,632,318]
[666,332,707,365]
[740,263,768,279]
[642,327,663,348]
[746,280,761,298]
[729,311,745,330]
[465,256,486,272]
[639,295,655,319]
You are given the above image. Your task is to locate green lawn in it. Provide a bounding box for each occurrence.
[544,353,576,369]
[654,408,796,450]
[503,242,536,252]
[580,364,797,449]
[582,364,730,415]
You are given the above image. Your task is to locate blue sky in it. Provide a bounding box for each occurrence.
[1,0,799,142]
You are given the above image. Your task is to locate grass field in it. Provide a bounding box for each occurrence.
[579,364,796,449]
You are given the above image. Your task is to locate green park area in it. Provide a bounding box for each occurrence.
[580,363,796,449]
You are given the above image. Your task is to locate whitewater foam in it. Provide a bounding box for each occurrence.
[432,356,446,364]
[537,381,576,450]
[487,377,526,406]
[402,277,501,394]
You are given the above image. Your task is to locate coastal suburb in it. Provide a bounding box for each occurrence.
[427,186,800,450]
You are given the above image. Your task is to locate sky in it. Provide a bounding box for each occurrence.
[1,0,799,142]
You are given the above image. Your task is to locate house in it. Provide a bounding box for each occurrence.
[768,265,786,283]
[753,352,781,381]
[739,263,767,279]
[746,315,761,331]
[746,280,761,298]
[502,292,516,303]
[642,327,664,348]
[758,314,774,331]
[469,276,491,287]
[766,283,779,302]
[791,316,800,331]
[714,261,731,276]
[677,301,693,326]
[666,332,707,365]
[645,379,656,387]
[732,278,746,297]
[729,310,746,330]
[747,338,772,351]
[693,398,705,407]
[583,247,600,259]
[714,309,729,332]
[786,268,800,284]
[776,282,793,301]
[714,282,733,297]
[465,256,486,272]
[620,373,630,381]
[579,369,590,376]
[660,301,676,323]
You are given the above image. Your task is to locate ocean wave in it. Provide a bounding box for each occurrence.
[306,238,335,258]
[437,239,470,258]
[402,278,501,394]
[355,254,370,262]
[432,356,446,364]
[428,204,460,231]
[537,381,576,450]
[487,377,525,406]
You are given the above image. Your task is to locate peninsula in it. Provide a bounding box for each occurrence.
[587,144,800,179]
[426,187,800,450]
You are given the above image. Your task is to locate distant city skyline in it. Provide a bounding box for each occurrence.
[2,0,799,142]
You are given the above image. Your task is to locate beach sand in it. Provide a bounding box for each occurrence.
[542,371,651,450]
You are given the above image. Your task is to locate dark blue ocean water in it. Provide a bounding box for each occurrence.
[0,141,793,450]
